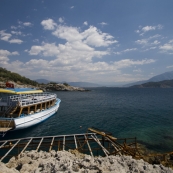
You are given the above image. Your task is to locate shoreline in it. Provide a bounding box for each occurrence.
[1,150,173,173]
[0,81,90,92]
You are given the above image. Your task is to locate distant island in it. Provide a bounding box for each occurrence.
[0,67,88,91]
[130,79,173,88]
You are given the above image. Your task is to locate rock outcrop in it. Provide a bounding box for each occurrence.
[40,83,88,92]
[1,150,172,173]
[0,81,89,92]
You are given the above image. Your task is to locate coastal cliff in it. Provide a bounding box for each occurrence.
[0,68,88,91]
[0,81,88,92]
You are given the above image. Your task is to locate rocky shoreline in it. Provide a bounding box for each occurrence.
[0,81,89,92]
[40,83,89,92]
[1,150,173,173]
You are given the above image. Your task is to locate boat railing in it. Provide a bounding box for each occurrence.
[0,98,18,107]
[1,93,57,107]
[18,95,56,107]
[1,101,19,117]
[8,92,56,100]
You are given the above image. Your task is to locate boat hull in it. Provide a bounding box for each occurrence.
[13,99,60,130]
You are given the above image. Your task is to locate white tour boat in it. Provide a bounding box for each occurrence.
[0,84,61,136]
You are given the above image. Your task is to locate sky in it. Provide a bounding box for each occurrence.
[0,0,173,85]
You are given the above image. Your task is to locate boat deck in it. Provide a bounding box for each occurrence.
[0,92,58,107]
[0,127,12,132]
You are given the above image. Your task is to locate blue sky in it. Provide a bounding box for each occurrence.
[0,0,173,85]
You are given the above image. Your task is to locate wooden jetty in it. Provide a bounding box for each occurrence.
[1,127,173,168]
[0,127,140,162]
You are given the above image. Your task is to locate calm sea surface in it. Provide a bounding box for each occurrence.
[2,88,173,153]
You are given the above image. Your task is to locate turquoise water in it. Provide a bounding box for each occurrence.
[2,88,173,153]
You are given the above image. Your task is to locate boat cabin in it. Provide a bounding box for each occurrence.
[0,87,58,134]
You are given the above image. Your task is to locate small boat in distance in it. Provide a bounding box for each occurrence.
[0,82,61,136]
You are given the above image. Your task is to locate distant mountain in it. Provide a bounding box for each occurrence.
[35,79,100,87]
[68,82,101,87]
[35,79,50,84]
[130,79,173,88]
[124,71,173,87]
[35,79,58,84]
[148,71,173,82]
[123,80,147,87]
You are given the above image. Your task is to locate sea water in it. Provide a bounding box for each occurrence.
[2,88,173,153]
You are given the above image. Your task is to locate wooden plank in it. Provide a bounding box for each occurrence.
[88,128,117,141]
[105,137,122,156]
[74,135,78,149]
[63,136,65,151]
[0,127,12,132]
[91,134,109,156]
[0,141,7,149]
[36,138,43,152]
[49,137,55,152]
[84,135,93,157]
[19,138,33,155]
[0,140,20,162]
[0,133,95,143]
[58,140,60,151]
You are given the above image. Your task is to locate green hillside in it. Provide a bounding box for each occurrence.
[0,67,38,86]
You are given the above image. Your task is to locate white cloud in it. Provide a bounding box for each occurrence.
[0,30,12,41]
[135,30,140,33]
[136,24,163,35]
[99,22,108,26]
[11,19,154,83]
[10,21,32,30]
[114,48,137,55]
[41,19,57,30]
[113,59,155,69]
[9,39,23,44]
[159,40,173,54]
[70,6,74,9]
[0,30,23,44]
[23,22,32,27]
[28,20,119,79]
[114,52,121,55]
[133,69,142,73]
[58,17,64,23]
[135,35,161,48]
[83,21,88,26]
[0,49,19,64]
[82,26,118,47]
[141,24,163,32]
[152,40,160,45]
[33,39,39,42]
[123,48,137,53]
[11,31,22,35]
[29,42,107,62]
[1,56,156,84]
[29,45,44,55]
[142,26,156,32]
[0,50,19,57]
[53,25,83,42]
[166,65,173,69]
[11,26,18,30]
[135,39,148,45]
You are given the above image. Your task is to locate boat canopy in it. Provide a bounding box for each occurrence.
[0,88,43,94]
